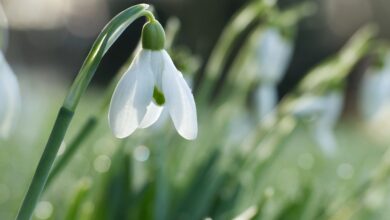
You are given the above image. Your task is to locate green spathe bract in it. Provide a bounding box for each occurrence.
[142,20,166,50]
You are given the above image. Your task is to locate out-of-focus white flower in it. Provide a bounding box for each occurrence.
[254,28,293,120]
[359,53,390,141]
[360,61,390,120]
[0,52,20,138]
[292,92,344,155]
[256,28,293,84]
[254,83,277,120]
[108,49,197,140]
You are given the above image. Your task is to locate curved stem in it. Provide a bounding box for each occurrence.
[17,4,153,220]
[63,4,151,111]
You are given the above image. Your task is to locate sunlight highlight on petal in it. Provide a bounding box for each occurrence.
[108,50,154,138]
[139,102,163,128]
[162,51,197,139]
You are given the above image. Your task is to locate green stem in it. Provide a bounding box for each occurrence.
[17,4,154,219]
[45,116,98,188]
[63,4,153,111]
[16,107,74,220]
[154,135,174,220]
[155,142,168,220]
[64,178,92,220]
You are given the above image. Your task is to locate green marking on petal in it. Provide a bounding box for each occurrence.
[153,87,165,105]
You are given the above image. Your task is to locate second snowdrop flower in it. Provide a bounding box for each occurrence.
[254,27,293,120]
[109,19,197,140]
[256,27,293,84]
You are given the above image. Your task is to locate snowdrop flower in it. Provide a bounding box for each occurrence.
[256,27,293,84]
[108,20,197,140]
[254,27,293,120]
[360,53,390,120]
[0,52,20,138]
[292,91,344,155]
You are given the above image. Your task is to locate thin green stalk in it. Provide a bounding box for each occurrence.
[16,4,154,220]
[16,107,74,220]
[45,117,98,187]
[154,135,175,220]
[155,143,168,220]
[64,178,92,220]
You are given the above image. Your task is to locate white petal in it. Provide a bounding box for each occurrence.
[139,102,163,128]
[108,50,154,138]
[0,52,20,138]
[149,50,165,89]
[161,51,197,140]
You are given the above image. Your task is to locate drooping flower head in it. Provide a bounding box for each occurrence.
[109,19,197,140]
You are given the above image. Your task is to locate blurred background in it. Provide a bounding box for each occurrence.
[3,0,390,97]
[3,0,390,220]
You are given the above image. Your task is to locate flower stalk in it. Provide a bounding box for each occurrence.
[16,4,155,220]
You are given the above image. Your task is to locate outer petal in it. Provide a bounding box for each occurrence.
[0,52,20,138]
[108,50,154,138]
[139,102,163,128]
[161,50,197,140]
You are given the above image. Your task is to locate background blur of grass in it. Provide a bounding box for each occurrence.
[2,0,390,220]
[1,77,387,219]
